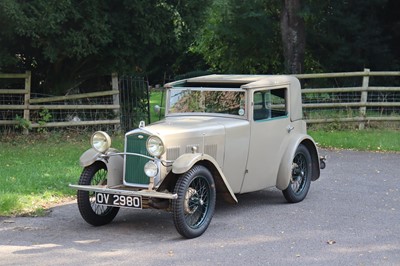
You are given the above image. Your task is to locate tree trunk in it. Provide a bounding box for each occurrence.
[280,0,305,74]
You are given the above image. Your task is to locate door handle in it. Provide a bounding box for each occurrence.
[287,125,294,133]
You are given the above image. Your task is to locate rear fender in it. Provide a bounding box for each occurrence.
[79,148,123,187]
[172,153,238,204]
[276,135,320,190]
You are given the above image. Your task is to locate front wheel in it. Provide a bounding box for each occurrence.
[172,165,216,239]
[77,161,119,226]
[282,144,312,203]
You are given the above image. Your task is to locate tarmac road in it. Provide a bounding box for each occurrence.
[1,149,399,266]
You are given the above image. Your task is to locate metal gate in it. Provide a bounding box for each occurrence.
[119,76,150,132]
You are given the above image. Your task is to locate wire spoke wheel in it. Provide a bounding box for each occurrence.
[183,177,210,228]
[77,161,119,226]
[283,144,312,203]
[173,165,216,239]
[89,168,110,215]
[291,153,308,194]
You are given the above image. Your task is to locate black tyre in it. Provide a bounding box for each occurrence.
[172,165,216,239]
[77,161,119,226]
[282,144,312,203]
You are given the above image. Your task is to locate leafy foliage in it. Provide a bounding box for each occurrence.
[306,0,397,72]
[0,0,211,94]
[192,0,283,74]
[193,0,400,74]
[0,0,399,93]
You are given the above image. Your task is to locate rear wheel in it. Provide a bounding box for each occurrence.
[77,161,119,226]
[172,165,216,239]
[282,144,312,203]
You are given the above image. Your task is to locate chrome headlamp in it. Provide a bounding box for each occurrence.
[144,161,159,177]
[146,136,164,157]
[91,131,111,153]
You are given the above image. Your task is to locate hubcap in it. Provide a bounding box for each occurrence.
[184,187,198,214]
[183,176,210,228]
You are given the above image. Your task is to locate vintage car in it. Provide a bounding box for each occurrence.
[70,74,325,239]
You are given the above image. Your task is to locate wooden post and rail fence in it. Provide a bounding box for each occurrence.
[0,69,399,133]
[0,71,120,134]
[295,69,400,129]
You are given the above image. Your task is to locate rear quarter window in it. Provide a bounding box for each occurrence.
[253,88,287,121]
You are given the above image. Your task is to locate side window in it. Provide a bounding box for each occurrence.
[253,88,287,121]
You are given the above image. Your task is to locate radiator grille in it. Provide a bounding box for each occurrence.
[124,133,150,185]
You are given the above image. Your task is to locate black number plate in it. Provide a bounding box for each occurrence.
[95,192,142,209]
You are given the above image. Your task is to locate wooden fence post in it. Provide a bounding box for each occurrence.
[358,68,370,130]
[111,73,121,132]
[23,71,31,135]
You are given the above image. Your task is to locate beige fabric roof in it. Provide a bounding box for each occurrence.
[165,74,303,121]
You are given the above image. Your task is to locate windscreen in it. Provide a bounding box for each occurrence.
[167,88,246,117]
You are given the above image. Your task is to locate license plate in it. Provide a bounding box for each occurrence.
[95,192,142,209]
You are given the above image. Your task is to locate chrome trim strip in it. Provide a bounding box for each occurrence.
[101,152,173,165]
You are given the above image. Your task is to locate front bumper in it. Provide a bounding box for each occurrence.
[69,184,178,200]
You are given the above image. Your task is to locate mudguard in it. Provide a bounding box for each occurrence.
[79,148,101,167]
[276,134,320,190]
[172,153,238,204]
[79,148,123,187]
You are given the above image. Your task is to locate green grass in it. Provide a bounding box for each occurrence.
[309,129,400,152]
[0,132,124,216]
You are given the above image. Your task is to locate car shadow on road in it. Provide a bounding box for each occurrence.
[103,188,287,239]
[0,187,314,256]
[216,188,286,213]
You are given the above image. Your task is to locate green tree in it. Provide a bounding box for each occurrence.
[192,0,283,74]
[280,0,305,74]
[193,0,398,74]
[377,0,400,70]
[193,0,313,74]
[306,0,395,72]
[0,0,211,94]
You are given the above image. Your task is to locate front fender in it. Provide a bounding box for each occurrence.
[172,153,204,174]
[172,153,238,204]
[276,134,320,190]
[79,148,123,187]
[79,148,102,167]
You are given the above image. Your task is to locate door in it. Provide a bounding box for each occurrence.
[240,87,292,193]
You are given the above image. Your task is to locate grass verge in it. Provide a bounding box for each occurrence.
[309,129,400,152]
[0,132,124,216]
